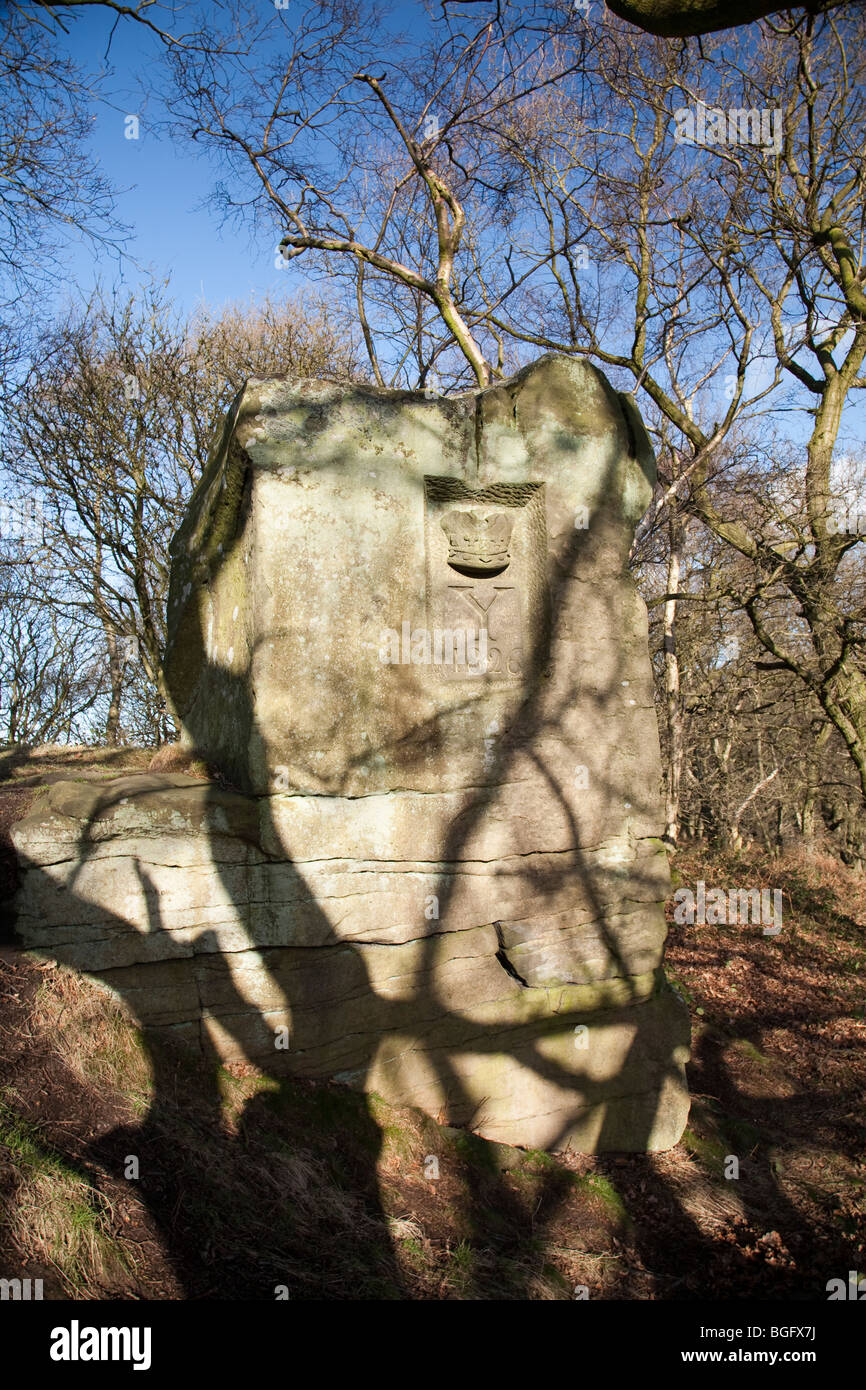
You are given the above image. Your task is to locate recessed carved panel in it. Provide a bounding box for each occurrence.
[424,478,548,684]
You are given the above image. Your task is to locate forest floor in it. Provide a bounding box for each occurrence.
[0,746,863,1299]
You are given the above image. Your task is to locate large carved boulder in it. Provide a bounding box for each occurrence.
[10,355,690,1152]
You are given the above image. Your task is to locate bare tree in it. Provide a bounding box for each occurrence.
[0,6,120,374]
[0,0,246,389]
[469,12,866,806]
[161,0,592,388]
[0,545,107,744]
[158,3,866,814]
[605,0,851,38]
[6,283,364,742]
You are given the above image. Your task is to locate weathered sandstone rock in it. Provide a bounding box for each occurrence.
[9,355,690,1151]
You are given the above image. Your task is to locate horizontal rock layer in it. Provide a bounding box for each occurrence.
[10,774,690,1152]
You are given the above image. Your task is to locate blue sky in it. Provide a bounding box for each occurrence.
[52,0,438,319]
[34,2,866,454]
[51,3,309,317]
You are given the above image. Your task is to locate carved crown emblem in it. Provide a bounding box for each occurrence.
[440,509,514,575]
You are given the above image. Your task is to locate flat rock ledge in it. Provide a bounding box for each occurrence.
[9,773,690,1153]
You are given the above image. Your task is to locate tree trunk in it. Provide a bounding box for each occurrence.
[663,516,683,847]
[802,721,832,850]
[103,626,123,746]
